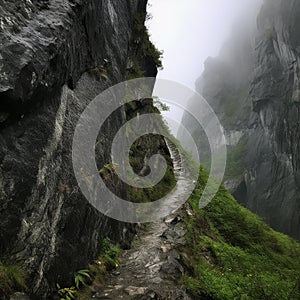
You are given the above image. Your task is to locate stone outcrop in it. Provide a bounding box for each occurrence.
[245,0,300,239]
[0,0,163,298]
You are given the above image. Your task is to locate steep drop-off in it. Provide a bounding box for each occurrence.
[180,0,300,240]
[181,167,300,300]
[0,0,165,298]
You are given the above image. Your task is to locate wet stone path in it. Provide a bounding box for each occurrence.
[90,143,193,299]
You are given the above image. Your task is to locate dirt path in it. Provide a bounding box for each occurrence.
[90,142,193,300]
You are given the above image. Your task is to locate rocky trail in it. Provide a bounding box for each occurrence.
[89,143,193,300]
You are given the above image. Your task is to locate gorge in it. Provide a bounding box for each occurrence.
[180,0,300,240]
[0,0,300,299]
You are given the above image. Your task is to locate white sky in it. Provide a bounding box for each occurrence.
[147,0,262,89]
[147,0,262,135]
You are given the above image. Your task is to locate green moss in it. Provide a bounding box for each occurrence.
[125,99,177,203]
[225,135,248,180]
[180,167,300,300]
[127,138,176,203]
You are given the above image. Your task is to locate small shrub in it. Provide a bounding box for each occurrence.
[153,97,170,112]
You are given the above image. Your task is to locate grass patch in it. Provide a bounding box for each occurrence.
[76,238,121,299]
[99,237,121,271]
[180,167,300,300]
[0,262,26,296]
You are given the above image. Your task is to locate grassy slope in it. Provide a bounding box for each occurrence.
[180,167,300,300]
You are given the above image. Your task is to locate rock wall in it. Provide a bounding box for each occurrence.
[245,0,300,239]
[180,0,300,240]
[0,0,160,298]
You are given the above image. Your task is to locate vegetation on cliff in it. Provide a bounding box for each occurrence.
[125,99,176,203]
[127,12,163,80]
[180,167,300,299]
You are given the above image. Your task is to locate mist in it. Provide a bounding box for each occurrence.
[147,0,263,89]
[147,0,263,135]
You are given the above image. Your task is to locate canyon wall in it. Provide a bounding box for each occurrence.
[180,0,300,239]
[0,0,163,297]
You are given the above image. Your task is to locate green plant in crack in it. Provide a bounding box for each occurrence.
[74,270,92,290]
[153,96,170,112]
[101,237,121,270]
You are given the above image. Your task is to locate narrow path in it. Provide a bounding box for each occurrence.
[91,142,193,300]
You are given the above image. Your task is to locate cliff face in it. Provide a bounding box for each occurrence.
[179,21,255,189]
[181,0,300,240]
[245,0,300,239]
[0,0,161,297]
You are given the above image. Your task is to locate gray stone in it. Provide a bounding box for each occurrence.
[179,0,300,240]
[10,293,30,300]
[0,0,158,298]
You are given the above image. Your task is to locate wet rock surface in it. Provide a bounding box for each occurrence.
[244,0,300,240]
[88,148,192,300]
[91,223,190,300]
[9,293,31,300]
[0,0,161,298]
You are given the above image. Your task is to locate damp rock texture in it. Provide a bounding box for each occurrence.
[0,0,160,298]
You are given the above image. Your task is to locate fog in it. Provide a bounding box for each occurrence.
[147,0,263,134]
[147,0,263,89]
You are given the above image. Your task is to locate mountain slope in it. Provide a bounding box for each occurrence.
[180,167,300,300]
